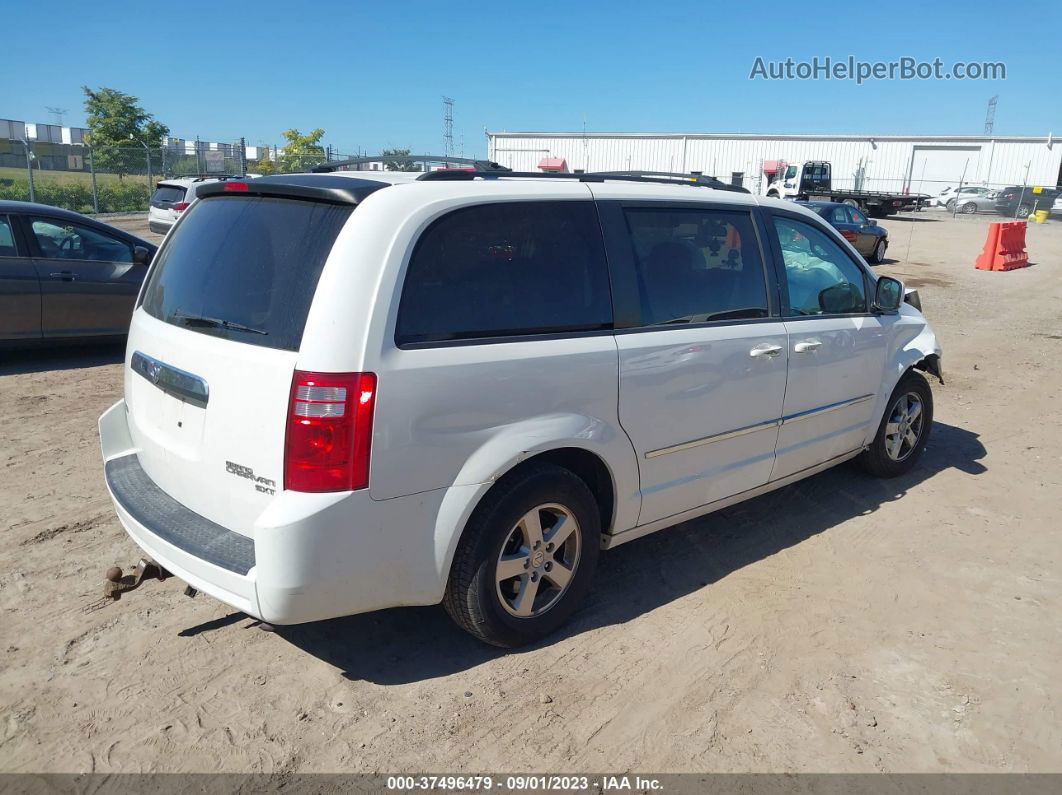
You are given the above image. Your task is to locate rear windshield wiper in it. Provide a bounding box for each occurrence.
[172,311,268,336]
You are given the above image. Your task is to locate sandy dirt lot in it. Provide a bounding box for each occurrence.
[1,210,1059,774]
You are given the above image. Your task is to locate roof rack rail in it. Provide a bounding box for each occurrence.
[311,155,511,174]
[595,170,750,193]
[164,174,243,182]
[416,170,751,193]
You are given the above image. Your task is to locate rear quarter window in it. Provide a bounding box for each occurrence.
[395,201,613,345]
[140,196,352,351]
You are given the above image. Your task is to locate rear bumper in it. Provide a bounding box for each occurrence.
[99,400,451,624]
[148,219,173,234]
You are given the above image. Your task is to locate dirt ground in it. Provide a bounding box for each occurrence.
[1,209,1059,774]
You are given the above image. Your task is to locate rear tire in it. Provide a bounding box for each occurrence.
[869,238,887,264]
[443,463,600,647]
[859,371,933,478]
[1015,204,1032,219]
[842,198,859,208]
[961,202,977,214]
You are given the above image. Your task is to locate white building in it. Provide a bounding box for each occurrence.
[486,131,1062,194]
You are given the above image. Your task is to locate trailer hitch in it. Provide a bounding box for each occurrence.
[104,559,171,601]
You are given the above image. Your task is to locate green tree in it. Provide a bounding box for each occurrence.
[275,128,326,173]
[382,147,418,171]
[82,86,169,179]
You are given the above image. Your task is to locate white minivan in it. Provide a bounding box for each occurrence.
[99,170,942,647]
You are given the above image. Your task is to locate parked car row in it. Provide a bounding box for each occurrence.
[926,184,1061,218]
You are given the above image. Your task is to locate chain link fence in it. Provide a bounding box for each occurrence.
[0,138,259,214]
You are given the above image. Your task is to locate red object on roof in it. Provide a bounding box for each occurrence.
[538,157,568,173]
[762,160,785,174]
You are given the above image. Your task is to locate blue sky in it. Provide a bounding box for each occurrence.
[5,0,1059,157]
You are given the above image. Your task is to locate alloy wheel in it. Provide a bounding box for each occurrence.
[884,392,925,462]
[495,503,581,618]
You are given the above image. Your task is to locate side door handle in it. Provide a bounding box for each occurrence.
[750,343,783,358]
[49,271,78,281]
[794,340,822,353]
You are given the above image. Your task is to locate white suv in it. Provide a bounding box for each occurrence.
[100,170,942,647]
[147,176,244,235]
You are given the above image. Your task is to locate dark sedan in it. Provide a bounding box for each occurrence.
[797,201,889,263]
[0,201,157,345]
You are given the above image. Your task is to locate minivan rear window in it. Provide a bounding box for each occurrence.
[151,185,186,204]
[140,196,352,351]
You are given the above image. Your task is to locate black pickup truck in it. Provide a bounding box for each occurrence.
[765,161,928,218]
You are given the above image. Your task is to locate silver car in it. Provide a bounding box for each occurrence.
[948,189,998,214]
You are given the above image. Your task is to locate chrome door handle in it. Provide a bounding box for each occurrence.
[750,343,783,358]
[49,271,78,281]
[794,340,822,353]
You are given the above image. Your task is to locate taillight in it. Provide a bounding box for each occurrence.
[284,371,377,492]
[840,228,857,243]
[223,182,249,192]
[173,201,189,212]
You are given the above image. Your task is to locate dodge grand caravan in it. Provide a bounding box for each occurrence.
[99,170,942,647]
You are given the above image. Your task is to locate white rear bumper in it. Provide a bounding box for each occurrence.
[99,399,453,624]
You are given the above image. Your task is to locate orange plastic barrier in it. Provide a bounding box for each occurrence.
[975,222,1030,271]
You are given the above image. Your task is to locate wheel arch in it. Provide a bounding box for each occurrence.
[428,423,634,601]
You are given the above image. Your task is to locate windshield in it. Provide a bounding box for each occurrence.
[140,195,353,351]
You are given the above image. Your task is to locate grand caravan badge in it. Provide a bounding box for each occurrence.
[225,461,276,495]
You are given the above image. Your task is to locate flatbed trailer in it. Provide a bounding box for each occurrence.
[765,160,928,217]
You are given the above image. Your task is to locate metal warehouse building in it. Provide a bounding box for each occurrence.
[487,131,1062,195]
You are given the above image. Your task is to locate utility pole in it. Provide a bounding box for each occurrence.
[443,96,455,159]
[45,106,68,127]
[984,96,998,135]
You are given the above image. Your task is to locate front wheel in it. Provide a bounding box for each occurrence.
[859,371,933,478]
[961,202,977,214]
[1015,204,1032,219]
[443,463,600,647]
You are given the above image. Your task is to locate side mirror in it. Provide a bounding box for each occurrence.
[873,276,903,314]
[133,245,151,265]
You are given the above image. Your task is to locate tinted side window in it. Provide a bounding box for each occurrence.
[622,207,768,326]
[829,207,848,224]
[396,201,612,345]
[30,218,132,263]
[0,216,17,257]
[773,216,867,316]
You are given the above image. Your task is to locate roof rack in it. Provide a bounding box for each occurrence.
[417,169,751,193]
[311,155,511,174]
[595,170,750,193]
[163,174,244,182]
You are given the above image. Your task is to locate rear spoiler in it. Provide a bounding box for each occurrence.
[195,174,390,205]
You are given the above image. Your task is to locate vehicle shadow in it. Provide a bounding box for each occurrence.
[0,340,126,376]
[887,215,940,223]
[269,421,986,683]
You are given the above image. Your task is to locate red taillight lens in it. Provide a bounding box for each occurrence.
[223,182,249,192]
[840,228,857,243]
[284,371,377,492]
[173,201,189,212]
